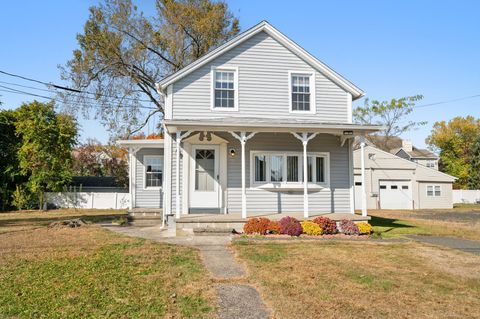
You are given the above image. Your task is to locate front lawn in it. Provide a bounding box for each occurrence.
[368,210,480,240]
[234,240,480,319]
[0,210,216,318]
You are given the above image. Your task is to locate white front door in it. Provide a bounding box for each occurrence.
[379,180,413,209]
[190,145,220,209]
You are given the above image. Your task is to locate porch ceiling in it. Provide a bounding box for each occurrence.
[164,118,383,135]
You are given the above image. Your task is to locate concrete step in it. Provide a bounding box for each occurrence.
[193,227,237,236]
[127,211,163,227]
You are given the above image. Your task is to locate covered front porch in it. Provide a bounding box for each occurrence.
[164,118,380,226]
[176,211,371,236]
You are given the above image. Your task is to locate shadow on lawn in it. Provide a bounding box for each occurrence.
[369,215,415,237]
[0,213,127,228]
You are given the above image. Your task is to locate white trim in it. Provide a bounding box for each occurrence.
[157,21,364,99]
[163,131,172,221]
[348,139,355,213]
[426,184,442,197]
[117,139,164,147]
[210,66,239,111]
[249,150,330,189]
[165,84,173,119]
[143,155,164,190]
[347,93,352,124]
[288,71,316,114]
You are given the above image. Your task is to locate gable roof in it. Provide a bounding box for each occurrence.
[354,145,456,182]
[156,21,365,99]
[355,135,438,159]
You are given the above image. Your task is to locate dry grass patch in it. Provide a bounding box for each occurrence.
[234,240,480,319]
[369,210,480,240]
[0,210,216,319]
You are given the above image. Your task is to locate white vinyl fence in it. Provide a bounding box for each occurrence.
[46,192,129,209]
[453,190,480,204]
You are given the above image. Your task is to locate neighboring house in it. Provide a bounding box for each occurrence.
[362,136,439,169]
[118,21,381,231]
[353,145,456,210]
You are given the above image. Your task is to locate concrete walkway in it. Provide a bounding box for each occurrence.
[408,235,480,254]
[105,226,270,318]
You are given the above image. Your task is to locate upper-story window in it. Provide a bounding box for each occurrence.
[289,72,316,113]
[211,66,238,111]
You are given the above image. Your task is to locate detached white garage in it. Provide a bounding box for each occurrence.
[353,145,455,210]
[378,180,412,209]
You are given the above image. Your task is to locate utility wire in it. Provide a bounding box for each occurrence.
[415,94,480,108]
[0,87,157,110]
[0,70,155,103]
[0,82,157,110]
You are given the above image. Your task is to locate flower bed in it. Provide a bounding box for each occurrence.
[242,216,372,238]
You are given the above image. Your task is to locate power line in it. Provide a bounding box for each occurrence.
[0,87,157,110]
[0,82,157,110]
[0,70,156,103]
[416,94,480,108]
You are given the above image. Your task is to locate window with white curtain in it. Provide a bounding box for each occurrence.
[251,151,329,186]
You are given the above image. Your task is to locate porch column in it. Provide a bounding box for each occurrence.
[292,132,318,218]
[128,147,139,210]
[230,132,256,218]
[175,131,193,219]
[360,139,368,217]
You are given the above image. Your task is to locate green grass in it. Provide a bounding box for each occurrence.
[369,215,431,238]
[0,210,216,319]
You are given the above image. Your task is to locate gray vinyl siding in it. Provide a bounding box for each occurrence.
[172,31,349,122]
[418,182,453,209]
[135,148,164,208]
[215,132,351,214]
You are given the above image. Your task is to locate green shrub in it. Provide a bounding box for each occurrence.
[301,221,322,235]
[357,222,373,235]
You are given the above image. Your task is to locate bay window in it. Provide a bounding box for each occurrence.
[251,151,329,187]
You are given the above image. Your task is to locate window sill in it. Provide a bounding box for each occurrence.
[144,187,163,191]
[251,183,328,192]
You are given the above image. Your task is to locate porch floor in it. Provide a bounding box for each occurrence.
[176,212,370,223]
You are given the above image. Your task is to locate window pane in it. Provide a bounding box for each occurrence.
[214,70,235,108]
[270,155,283,182]
[195,150,215,191]
[255,155,266,182]
[287,156,299,182]
[434,186,441,196]
[427,186,433,196]
[316,157,324,183]
[145,157,163,187]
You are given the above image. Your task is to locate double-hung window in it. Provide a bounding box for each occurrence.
[144,156,163,188]
[290,72,315,113]
[426,185,441,197]
[251,151,328,187]
[211,67,238,110]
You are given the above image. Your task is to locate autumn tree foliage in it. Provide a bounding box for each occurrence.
[61,0,239,136]
[73,139,129,188]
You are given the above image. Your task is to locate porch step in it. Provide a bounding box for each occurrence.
[127,210,163,227]
[193,227,237,236]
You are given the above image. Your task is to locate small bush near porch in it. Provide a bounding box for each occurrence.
[0,209,215,319]
[234,241,480,319]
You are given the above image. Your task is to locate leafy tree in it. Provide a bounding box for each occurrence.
[468,135,480,189]
[15,101,78,209]
[72,139,129,187]
[353,95,426,151]
[60,0,239,136]
[426,116,480,188]
[0,109,24,210]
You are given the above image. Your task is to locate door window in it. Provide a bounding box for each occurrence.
[195,149,215,191]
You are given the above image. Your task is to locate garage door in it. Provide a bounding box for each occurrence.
[379,180,413,209]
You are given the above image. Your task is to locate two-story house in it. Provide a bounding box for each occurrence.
[118,21,381,233]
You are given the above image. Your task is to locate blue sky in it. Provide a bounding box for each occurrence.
[1,0,479,147]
